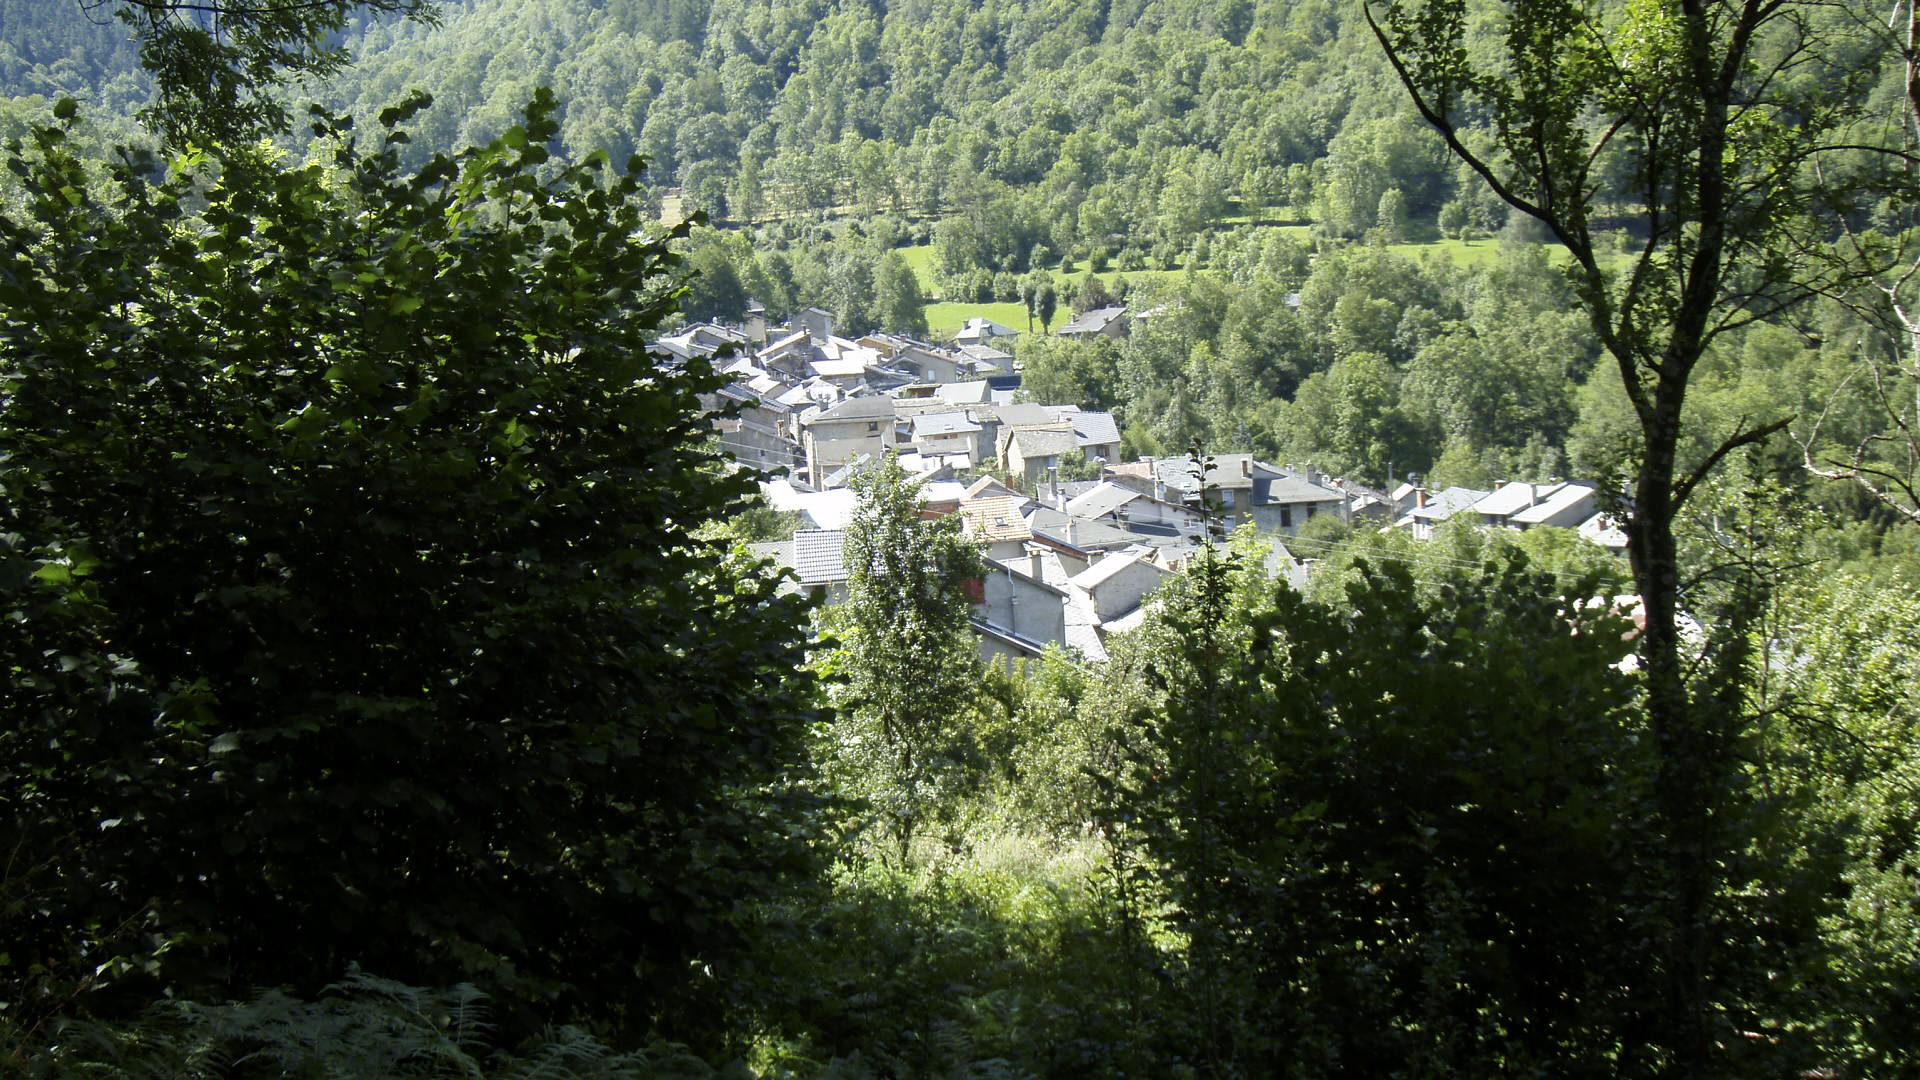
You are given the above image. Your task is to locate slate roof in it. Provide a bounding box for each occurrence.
[1058,305,1127,335]
[911,411,983,438]
[936,380,992,404]
[1027,508,1141,551]
[919,480,969,505]
[1070,552,1157,592]
[957,316,1019,339]
[1151,454,1257,492]
[1254,471,1344,505]
[1405,486,1491,524]
[800,396,894,424]
[1066,481,1141,520]
[1511,481,1598,526]
[809,356,872,379]
[1069,410,1122,449]
[791,529,849,585]
[1579,511,1629,550]
[762,480,861,529]
[759,329,810,356]
[1011,427,1080,460]
[992,403,1057,428]
[1475,481,1568,518]
[956,343,1014,370]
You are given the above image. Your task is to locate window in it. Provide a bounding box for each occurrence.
[1280,506,1293,529]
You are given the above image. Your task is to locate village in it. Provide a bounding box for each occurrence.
[664,303,1629,664]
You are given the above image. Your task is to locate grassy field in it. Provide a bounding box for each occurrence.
[898,226,1583,341]
[1386,235,1580,268]
[925,300,1043,338]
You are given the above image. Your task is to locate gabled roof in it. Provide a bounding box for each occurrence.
[963,474,1021,500]
[799,396,894,425]
[1405,486,1491,524]
[993,403,1057,428]
[761,479,859,530]
[911,411,983,438]
[809,356,873,379]
[1511,481,1598,525]
[1254,471,1344,506]
[1151,454,1260,492]
[956,343,1014,365]
[822,457,875,491]
[1068,410,1121,449]
[1069,551,1169,592]
[919,480,968,505]
[936,380,992,404]
[792,529,849,585]
[957,316,1019,339]
[1010,426,1080,460]
[1027,508,1141,552]
[1578,511,1629,550]
[959,496,1035,543]
[1066,481,1141,520]
[759,329,810,356]
[1475,481,1569,518]
[1058,305,1127,335]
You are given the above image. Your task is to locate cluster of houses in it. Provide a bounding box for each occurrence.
[658,305,1627,666]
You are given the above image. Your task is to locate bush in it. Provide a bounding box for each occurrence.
[0,93,820,1034]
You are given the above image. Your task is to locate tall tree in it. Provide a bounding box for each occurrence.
[873,249,929,337]
[824,455,984,861]
[1369,0,1893,1068]
[1800,0,1920,526]
[86,0,436,144]
[0,91,818,1032]
[1072,272,1115,316]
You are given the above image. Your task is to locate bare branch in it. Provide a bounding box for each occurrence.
[1674,415,1796,511]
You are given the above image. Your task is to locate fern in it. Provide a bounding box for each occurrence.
[33,977,717,1079]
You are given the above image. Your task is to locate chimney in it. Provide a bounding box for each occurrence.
[1416,488,1429,508]
[1028,545,1044,580]
[1525,483,1539,507]
[1240,456,1251,477]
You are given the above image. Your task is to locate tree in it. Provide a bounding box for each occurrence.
[1369,0,1894,1067]
[823,455,985,861]
[873,249,928,336]
[84,0,438,144]
[0,91,820,1033]
[1072,272,1115,316]
[1799,1,1920,526]
[1035,281,1059,332]
[1119,544,1654,1075]
[1017,335,1122,412]
[681,229,751,322]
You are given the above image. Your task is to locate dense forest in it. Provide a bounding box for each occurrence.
[5,0,1920,1077]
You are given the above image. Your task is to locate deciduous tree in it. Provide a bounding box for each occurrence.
[0,91,819,1032]
[822,455,984,861]
[1369,0,1896,1066]
[85,0,438,144]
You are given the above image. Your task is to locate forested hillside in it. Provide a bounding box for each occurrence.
[325,0,1421,240]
